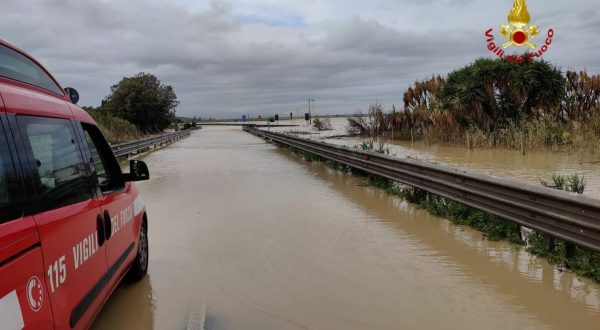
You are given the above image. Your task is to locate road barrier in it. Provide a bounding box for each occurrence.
[111,129,193,158]
[244,126,600,252]
[199,123,299,127]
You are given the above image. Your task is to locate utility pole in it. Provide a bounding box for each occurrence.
[308,98,315,126]
[308,98,312,126]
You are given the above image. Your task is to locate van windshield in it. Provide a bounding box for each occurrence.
[0,44,63,95]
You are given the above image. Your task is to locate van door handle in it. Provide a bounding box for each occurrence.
[103,210,112,240]
[96,214,106,247]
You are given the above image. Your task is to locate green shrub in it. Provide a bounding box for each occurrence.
[540,174,586,194]
[355,140,390,155]
[86,108,142,144]
[529,173,600,282]
[418,193,523,243]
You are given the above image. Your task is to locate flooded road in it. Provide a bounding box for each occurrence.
[93,127,600,330]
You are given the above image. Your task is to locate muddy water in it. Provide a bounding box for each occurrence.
[272,116,600,197]
[92,127,599,330]
[326,137,600,198]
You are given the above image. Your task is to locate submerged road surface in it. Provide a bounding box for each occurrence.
[93,127,600,330]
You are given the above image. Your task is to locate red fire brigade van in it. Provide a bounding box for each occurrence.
[0,39,150,329]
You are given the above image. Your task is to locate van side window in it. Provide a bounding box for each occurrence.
[0,120,23,223]
[0,45,64,95]
[17,116,93,213]
[81,124,124,193]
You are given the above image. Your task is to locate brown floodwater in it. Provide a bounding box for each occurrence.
[272,116,600,197]
[325,137,600,198]
[92,127,600,330]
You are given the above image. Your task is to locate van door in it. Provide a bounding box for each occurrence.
[78,123,137,291]
[0,113,53,329]
[13,115,108,329]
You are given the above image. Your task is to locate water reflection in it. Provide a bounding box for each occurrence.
[294,149,600,325]
[92,276,155,330]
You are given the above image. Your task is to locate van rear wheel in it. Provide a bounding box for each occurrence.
[127,220,148,281]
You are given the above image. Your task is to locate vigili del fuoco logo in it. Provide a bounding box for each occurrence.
[484,0,554,63]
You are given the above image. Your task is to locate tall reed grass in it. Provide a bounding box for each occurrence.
[346,59,600,155]
[86,108,142,143]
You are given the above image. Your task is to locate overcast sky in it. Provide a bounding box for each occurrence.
[1,0,598,119]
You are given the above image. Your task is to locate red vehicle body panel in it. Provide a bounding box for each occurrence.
[97,184,135,290]
[0,245,54,329]
[0,79,71,118]
[0,39,147,329]
[32,201,109,330]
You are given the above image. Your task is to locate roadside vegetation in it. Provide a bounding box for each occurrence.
[348,57,600,157]
[527,174,600,282]
[83,107,142,144]
[280,138,600,283]
[83,72,181,143]
[100,72,179,134]
[313,118,332,131]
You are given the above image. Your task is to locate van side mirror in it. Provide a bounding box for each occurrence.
[124,160,149,182]
[64,87,79,104]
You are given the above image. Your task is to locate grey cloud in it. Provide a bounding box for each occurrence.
[0,0,597,118]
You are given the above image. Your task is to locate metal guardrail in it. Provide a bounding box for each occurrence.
[110,129,193,157]
[199,123,299,127]
[244,126,600,252]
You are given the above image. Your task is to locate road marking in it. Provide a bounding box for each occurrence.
[186,303,206,330]
[0,290,25,329]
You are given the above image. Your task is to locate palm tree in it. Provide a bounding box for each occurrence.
[437,56,565,131]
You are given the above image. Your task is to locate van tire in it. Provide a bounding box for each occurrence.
[127,219,148,281]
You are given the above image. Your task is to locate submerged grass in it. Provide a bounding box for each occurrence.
[418,194,523,244]
[526,174,600,282]
[526,232,600,282]
[280,140,600,282]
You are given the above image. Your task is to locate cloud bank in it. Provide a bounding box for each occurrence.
[1,0,597,118]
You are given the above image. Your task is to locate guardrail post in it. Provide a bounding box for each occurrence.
[565,243,576,259]
[542,234,555,252]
